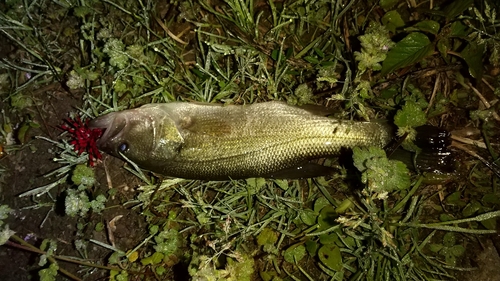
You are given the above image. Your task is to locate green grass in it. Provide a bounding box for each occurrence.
[1,0,500,280]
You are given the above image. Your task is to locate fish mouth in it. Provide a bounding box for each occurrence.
[88,112,127,153]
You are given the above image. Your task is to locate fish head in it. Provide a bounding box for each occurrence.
[89,106,183,166]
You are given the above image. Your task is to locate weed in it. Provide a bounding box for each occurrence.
[1,0,499,280]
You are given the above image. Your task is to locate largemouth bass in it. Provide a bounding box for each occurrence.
[89,102,392,180]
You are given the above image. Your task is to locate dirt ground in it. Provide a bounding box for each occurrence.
[0,89,149,280]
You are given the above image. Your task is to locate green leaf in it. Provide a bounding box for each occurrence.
[382,10,405,33]
[317,205,338,230]
[284,244,306,263]
[305,239,318,256]
[442,0,474,20]
[461,42,485,79]
[439,213,455,222]
[380,0,398,10]
[314,47,325,58]
[319,233,338,245]
[352,147,411,193]
[450,245,465,257]
[259,271,276,281]
[257,228,278,246]
[71,164,95,187]
[300,209,318,226]
[445,191,466,207]
[443,232,456,247]
[462,200,483,217]
[109,252,125,265]
[482,194,500,205]
[273,179,289,190]
[380,87,398,99]
[156,266,166,276]
[271,49,280,61]
[444,252,457,266]
[95,222,105,232]
[429,243,444,253]
[342,236,356,248]
[318,244,343,271]
[39,263,59,281]
[245,178,267,194]
[481,217,497,230]
[141,252,164,265]
[304,56,320,64]
[353,146,386,172]
[394,101,427,128]
[437,39,450,60]
[314,197,330,213]
[413,20,440,35]
[381,32,433,76]
[450,21,468,37]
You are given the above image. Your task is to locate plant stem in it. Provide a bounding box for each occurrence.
[8,234,123,277]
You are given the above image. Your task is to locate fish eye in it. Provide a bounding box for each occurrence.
[118,142,129,152]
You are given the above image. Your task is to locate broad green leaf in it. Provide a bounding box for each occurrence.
[319,233,338,245]
[300,209,318,226]
[445,191,466,207]
[305,239,318,256]
[314,197,330,213]
[482,194,500,205]
[450,245,465,257]
[380,0,398,10]
[245,177,266,194]
[444,252,457,266]
[283,244,306,263]
[443,232,456,247]
[461,42,485,79]
[439,213,455,222]
[271,49,280,61]
[442,0,474,20]
[141,252,164,265]
[380,87,398,99]
[429,243,444,253]
[259,271,276,281]
[381,32,433,76]
[343,236,356,248]
[256,228,278,246]
[318,244,343,271]
[437,39,449,60]
[450,21,468,37]
[382,10,405,33]
[462,200,482,217]
[273,179,289,190]
[413,20,440,34]
[317,205,338,230]
[481,217,497,230]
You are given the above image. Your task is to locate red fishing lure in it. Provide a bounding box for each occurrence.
[60,117,103,166]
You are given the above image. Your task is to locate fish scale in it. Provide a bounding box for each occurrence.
[90,101,392,180]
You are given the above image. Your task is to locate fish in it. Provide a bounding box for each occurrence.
[89,101,392,180]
